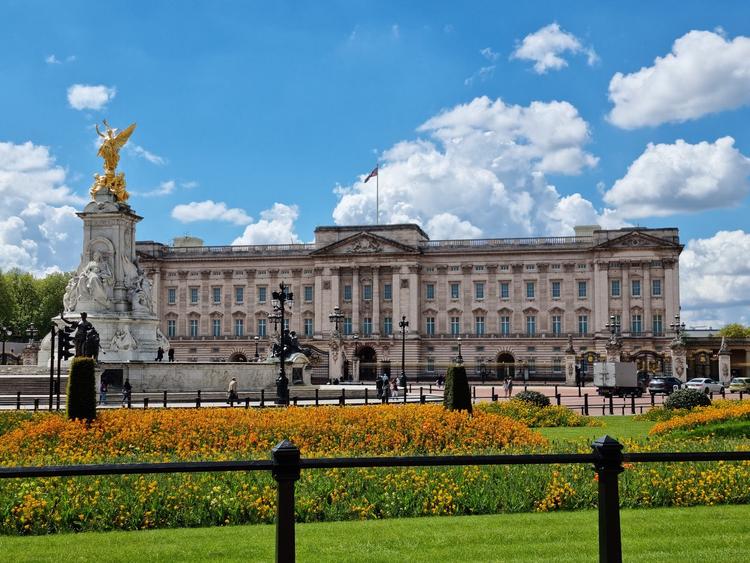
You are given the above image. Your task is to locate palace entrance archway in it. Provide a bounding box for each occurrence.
[357,346,378,380]
[496,352,515,379]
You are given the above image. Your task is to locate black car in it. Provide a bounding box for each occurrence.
[648,376,682,396]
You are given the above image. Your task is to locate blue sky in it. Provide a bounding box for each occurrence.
[1,1,749,326]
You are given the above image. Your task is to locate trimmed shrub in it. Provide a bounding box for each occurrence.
[664,388,711,410]
[67,357,97,422]
[513,390,550,408]
[444,364,472,413]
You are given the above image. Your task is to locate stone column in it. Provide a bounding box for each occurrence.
[313,267,324,338]
[391,268,401,328]
[408,264,419,335]
[718,337,731,386]
[372,267,380,336]
[564,335,577,386]
[328,337,344,381]
[670,338,688,382]
[352,267,360,333]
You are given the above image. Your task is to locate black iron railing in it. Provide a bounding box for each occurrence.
[1,439,748,562]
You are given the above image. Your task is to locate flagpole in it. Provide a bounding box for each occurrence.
[376,165,379,225]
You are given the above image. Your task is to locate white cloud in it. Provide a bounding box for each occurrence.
[480,47,499,62]
[608,30,750,129]
[171,200,251,225]
[391,24,400,39]
[603,137,750,218]
[332,96,611,239]
[232,203,302,245]
[67,84,116,111]
[0,141,84,273]
[465,47,501,85]
[45,55,61,65]
[511,23,598,74]
[180,181,199,189]
[127,144,166,165]
[135,180,176,198]
[680,230,750,327]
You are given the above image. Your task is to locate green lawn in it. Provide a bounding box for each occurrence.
[1,504,747,562]
[537,416,655,444]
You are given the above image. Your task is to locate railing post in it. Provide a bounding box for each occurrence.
[555,384,558,397]
[34,398,39,411]
[128,393,132,409]
[556,394,561,406]
[163,390,168,408]
[420,387,425,404]
[16,391,21,410]
[292,396,298,406]
[245,397,250,409]
[403,386,407,404]
[271,439,301,563]
[339,388,345,406]
[584,393,589,416]
[630,395,635,415]
[591,436,624,563]
[472,386,476,404]
[315,388,319,407]
[608,395,613,415]
[720,388,725,399]
[144,397,149,409]
[651,393,655,407]
[364,388,368,405]
[261,389,265,407]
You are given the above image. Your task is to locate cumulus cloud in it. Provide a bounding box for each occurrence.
[608,30,750,129]
[232,203,302,245]
[171,200,252,225]
[127,144,166,165]
[0,141,84,273]
[511,23,598,74]
[135,180,175,198]
[332,96,614,239]
[680,230,750,327]
[67,84,116,111]
[465,47,500,85]
[603,137,750,218]
[45,54,75,65]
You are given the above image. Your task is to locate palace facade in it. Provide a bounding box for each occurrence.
[136,224,683,382]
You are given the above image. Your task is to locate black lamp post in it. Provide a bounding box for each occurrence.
[1,325,12,365]
[670,314,686,339]
[26,323,38,343]
[456,336,463,365]
[399,316,408,387]
[328,306,344,337]
[254,335,260,361]
[269,282,293,405]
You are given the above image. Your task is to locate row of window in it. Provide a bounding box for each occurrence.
[167,285,317,306]
[430,278,663,301]
[167,313,666,339]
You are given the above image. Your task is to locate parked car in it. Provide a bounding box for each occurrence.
[648,376,683,396]
[685,378,724,394]
[729,378,750,394]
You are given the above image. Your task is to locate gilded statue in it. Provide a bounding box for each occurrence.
[90,119,137,202]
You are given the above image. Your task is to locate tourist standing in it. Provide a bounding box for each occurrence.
[168,348,175,362]
[504,376,513,398]
[121,378,132,406]
[155,347,164,361]
[99,380,108,405]
[227,377,239,404]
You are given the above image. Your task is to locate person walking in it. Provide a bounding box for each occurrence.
[227,377,239,404]
[121,378,132,406]
[391,378,399,398]
[155,347,164,362]
[99,380,108,406]
[504,375,513,398]
[167,348,175,362]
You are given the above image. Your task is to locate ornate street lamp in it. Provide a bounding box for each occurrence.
[352,333,360,381]
[399,316,409,387]
[254,335,260,361]
[26,323,38,343]
[269,282,293,405]
[456,336,463,365]
[670,314,686,339]
[1,325,12,365]
[328,306,344,337]
[605,315,621,342]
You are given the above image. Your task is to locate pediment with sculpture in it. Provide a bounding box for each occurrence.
[311,232,420,256]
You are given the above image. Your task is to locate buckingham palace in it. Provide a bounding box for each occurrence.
[136,223,682,383]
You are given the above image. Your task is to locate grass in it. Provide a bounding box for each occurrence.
[1,504,747,562]
[537,416,655,444]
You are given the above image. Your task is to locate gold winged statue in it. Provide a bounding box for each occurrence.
[90,120,137,202]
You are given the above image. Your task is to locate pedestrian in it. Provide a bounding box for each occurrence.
[504,375,513,398]
[167,348,175,362]
[155,347,164,362]
[227,377,238,404]
[381,373,391,403]
[121,378,132,406]
[99,380,108,405]
[391,379,399,398]
[376,373,384,399]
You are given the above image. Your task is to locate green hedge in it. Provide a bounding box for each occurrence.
[66,357,97,422]
[444,365,472,413]
[513,390,551,408]
[664,388,711,410]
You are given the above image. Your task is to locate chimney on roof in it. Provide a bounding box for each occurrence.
[574,225,600,238]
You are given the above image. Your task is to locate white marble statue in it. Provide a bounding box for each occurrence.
[63,251,114,311]
[129,270,154,313]
[156,327,170,350]
[110,327,138,351]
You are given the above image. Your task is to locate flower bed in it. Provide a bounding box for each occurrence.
[476,400,601,427]
[650,401,750,436]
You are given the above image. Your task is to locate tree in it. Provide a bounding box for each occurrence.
[444,364,472,413]
[0,269,72,338]
[35,272,71,333]
[0,272,12,328]
[4,269,38,336]
[717,323,750,339]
